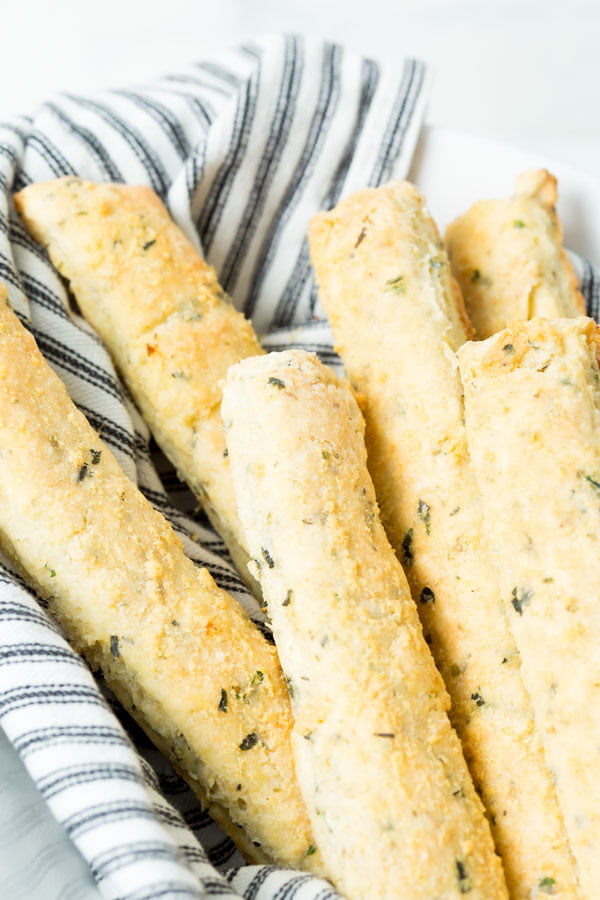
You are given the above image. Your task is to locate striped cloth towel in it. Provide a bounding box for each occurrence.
[0,34,430,900]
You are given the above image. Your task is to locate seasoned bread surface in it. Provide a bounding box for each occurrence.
[445,170,585,339]
[459,316,600,897]
[14,177,263,589]
[0,285,319,872]
[309,181,581,898]
[223,349,508,900]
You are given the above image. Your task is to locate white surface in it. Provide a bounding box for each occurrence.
[0,727,100,900]
[2,0,600,178]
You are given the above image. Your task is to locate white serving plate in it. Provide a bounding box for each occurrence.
[410,125,600,268]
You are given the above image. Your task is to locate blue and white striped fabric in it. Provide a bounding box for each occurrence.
[576,254,600,321]
[0,34,431,900]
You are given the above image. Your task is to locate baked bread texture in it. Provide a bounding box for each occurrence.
[14,177,263,590]
[459,317,600,898]
[445,170,585,339]
[222,349,508,900]
[309,182,580,898]
[0,284,319,872]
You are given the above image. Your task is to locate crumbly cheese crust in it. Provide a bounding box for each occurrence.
[445,170,585,339]
[14,177,263,589]
[223,349,508,900]
[309,182,581,898]
[459,317,600,898]
[0,286,318,871]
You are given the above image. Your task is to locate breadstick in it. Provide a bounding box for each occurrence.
[309,182,581,898]
[222,349,508,900]
[0,284,319,872]
[445,170,584,339]
[14,178,263,588]
[459,316,600,898]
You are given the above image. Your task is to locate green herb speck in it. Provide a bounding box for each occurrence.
[77,463,90,483]
[322,450,331,460]
[283,589,293,607]
[420,586,435,604]
[239,732,258,751]
[585,474,600,491]
[503,344,514,354]
[401,528,414,565]
[471,269,481,283]
[44,563,56,578]
[110,635,120,659]
[306,844,317,856]
[513,219,526,229]
[251,670,264,686]
[218,689,228,712]
[268,376,286,389]
[142,239,156,250]
[456,859,471,893]
[262,547,275,568]
[539,876,556,894]
[471,692,485,707]
[418,499,431,534]
[354,227,367,248]
[90,449,102,465]
[511,587,533,615]
[385,274,405,294]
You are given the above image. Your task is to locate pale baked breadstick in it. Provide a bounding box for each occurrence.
[14,178,263,588]
[0,284,320,872]
[309,182,581,899]
[445,170,584,339]
[459,316,600,898]
[222,349,508,900]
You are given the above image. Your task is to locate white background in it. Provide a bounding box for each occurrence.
[3,0,600,177]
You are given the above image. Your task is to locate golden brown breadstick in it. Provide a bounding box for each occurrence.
[459,316,600,899]
[445,170,584,339]
[309,182,581,899]
[222,349,508,900]
[14,177,263,589]
[0,284,320,872]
